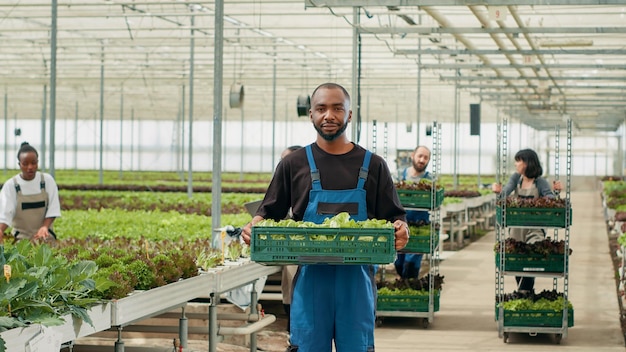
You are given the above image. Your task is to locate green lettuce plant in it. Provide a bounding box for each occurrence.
[0,241,112,350]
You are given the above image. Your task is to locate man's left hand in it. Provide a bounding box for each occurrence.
[393,220,409,250]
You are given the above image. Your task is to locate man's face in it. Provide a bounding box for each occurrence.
[412,147,430,173]
[310,87,351,141]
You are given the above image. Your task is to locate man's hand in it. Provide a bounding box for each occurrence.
[393,220,409,250]
[241,222,253,245]
[241,215,265,245]
[492,183,502,193]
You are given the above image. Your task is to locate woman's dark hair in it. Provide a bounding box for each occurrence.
[17,142,38,161]
[515,148,542,179]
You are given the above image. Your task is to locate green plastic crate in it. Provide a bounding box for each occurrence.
[251,227,395,265]
[497,308,574,327]
[402,232,440,253]
[495,253,567,273]
[377,291,440,312]
[496,206,572,228]
[397,188,444,209]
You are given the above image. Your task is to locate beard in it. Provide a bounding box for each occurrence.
[413,160,428,173]
[313,122,348,141]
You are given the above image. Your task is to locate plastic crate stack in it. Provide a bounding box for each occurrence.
[375,121,443,329]
[494,118,574,344]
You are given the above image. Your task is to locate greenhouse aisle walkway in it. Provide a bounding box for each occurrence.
[375,190,625,351]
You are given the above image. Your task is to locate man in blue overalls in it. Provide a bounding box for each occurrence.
[242,83,409,352]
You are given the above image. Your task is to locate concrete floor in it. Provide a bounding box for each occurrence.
[375,190,625,351]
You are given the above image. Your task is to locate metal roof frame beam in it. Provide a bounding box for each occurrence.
[306,0,626,6]
[397,49,626,55]
[422,64,626,70]
[469,86,626,92]
[440,75,626,81]
[360,26,626,35]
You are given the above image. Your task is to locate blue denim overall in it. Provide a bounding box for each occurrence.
[289,145,377,352]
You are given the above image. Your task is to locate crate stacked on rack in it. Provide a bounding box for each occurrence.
[396,185,444,209]
[496,289,574,328]
[377,274,444,312]
[495,237,571,274]
[496,197,572,228]
[404,223,440,254]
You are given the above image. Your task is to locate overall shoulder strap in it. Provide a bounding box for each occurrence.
[357,150,372,189]
[305,144,321,190]
[13,176,21,193]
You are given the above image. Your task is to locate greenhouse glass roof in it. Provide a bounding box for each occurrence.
[1,0,625,133]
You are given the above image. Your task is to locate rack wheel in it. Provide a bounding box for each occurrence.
[502,332,509,343]
[376,317,384,327]
[555,334,562,344]
[420,318,429,329]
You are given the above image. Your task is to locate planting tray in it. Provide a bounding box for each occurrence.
[498,308,574,327]
[495,253,567,273]
[397,188,444,209]
[496,206,572,228]
[402,232,440,253]
[111,273,215,326]
[251,227,395,265]
[0,303,111,351]
[377,291,440,312]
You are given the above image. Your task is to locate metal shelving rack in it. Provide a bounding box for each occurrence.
[376,121,442,328]
[495,118,573,344]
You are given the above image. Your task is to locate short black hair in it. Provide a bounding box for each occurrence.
[17,142,38,161]
[515,148,543,179]
[286,145,302,152]
[311,83,351,105]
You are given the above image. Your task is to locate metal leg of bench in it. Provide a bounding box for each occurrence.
[209,293,218,352]
[114,326,124,352]
[249,289,258,352]
[179,306,188,349]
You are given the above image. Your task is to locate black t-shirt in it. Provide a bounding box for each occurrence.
[257,143,406,223]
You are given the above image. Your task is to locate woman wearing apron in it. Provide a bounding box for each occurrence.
[0,142,61,244]
[492,148,561,292]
